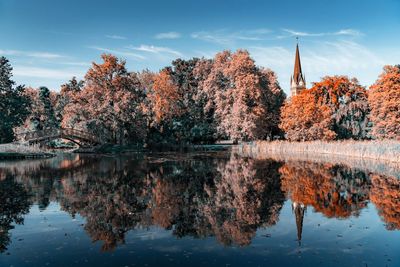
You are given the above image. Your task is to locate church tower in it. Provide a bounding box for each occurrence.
[290,41,306,96]
[292,201,306,246]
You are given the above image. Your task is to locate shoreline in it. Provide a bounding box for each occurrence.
[0,152,55,160]
[237,140,400,163]
[0,143,55,160]
[236,140,400,178]
[0,143,232,161]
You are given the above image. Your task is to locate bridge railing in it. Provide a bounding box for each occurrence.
[60,128,102,143]
[15,128,106,144]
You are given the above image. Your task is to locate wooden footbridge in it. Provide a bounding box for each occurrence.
[15,128,105,147]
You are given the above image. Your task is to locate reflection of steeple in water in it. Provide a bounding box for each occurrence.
[292,201,306,246]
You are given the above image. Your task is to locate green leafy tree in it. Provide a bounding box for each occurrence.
[0,57,30,143]
[39,86,58,128]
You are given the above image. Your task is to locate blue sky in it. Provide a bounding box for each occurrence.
[1,0,399,93]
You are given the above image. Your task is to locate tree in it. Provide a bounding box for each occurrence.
[200,50,285,141]
[54,77,83,124]
[39,86,58,128]
[368,65,400,139]
[280,90,335,141]
[62,54,147,144]
[136,69,156,122]
[0,57,30,143]
[15,87,59,133]
[148,69,182,124]
[168,58,216,143]
[280,76,370,141]
[148,58,217,144]
[15,87,42,132]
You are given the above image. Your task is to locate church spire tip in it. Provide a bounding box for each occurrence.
[290,38,306,96]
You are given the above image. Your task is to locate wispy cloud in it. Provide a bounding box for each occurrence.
[56,61,91,67]
[282,28,363,38]
[127,45,183,57]
[250,40,384,92]
[194,50,219,59]
[105,35,127,40]
[0,49,65,59]
[154,32,181,39]
[191,28,271,45]
[282,29,325,37]
[249,46,292,67]
[335,29,363,36]
[13,66,78,79]
[88,46,145,60]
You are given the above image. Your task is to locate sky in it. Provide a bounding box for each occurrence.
[1,0,400,94]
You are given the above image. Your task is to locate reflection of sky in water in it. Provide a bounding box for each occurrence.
[2,202,399,267]
[0,152,399,267]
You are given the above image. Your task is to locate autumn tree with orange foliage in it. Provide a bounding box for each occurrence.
[368,65,400,139]
[370,174,400,230]
[62,54,147,144]
[54,77,83,124]
[8,51,285,145]
[148,70,182,125]
[200,50,285,141]
[279,90,335,141]
[280,76,370,141]
[145,51,285,144]
[280,161,370,218]
[146,58,217,144]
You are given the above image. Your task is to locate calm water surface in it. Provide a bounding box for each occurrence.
[0,151,399,267]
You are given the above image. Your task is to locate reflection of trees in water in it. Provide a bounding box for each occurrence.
[56,157,400,248]
[280,162,370,218]
[146,159,214,238]
[2,153,285,250]
[58,157,150,251]
[203,154,284,246]
[147,155,285,246]
[260,159,400,230]
[2,152,400,252]
[370,174,400,230]
[0,154,100,211]
[0,175,31,253]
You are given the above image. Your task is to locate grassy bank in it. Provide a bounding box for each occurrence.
[0,143,54,160]
[238,140,400,163]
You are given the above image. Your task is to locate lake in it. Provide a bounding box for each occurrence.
[0,150,399,267]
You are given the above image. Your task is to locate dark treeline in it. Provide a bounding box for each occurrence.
[1,52,399,145]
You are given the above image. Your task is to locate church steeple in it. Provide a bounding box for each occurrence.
[293,44,303,83]
[290,39,306,96]
[292,201,306,246]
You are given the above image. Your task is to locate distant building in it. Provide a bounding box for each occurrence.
[292,201,306,246]
[290,42,306,96]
